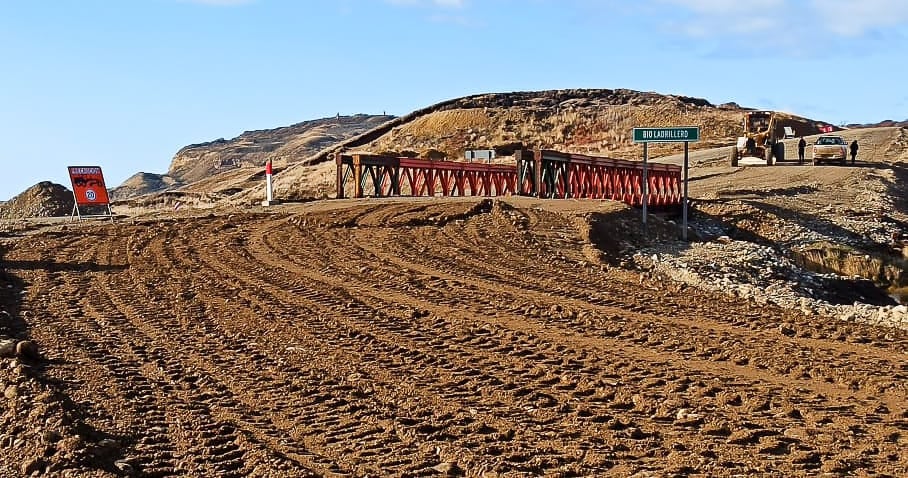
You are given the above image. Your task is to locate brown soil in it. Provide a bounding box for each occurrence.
[2,197,907,476]
[0,182,74,220]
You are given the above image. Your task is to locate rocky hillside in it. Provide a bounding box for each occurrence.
[110,172,180,201]
[112,114,394,200]
[169,114,393,183]
[359,90,760,159]
[0,182,73,220]
[302,89,829,162]
[119,89,836,205]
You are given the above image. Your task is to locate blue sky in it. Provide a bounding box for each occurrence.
[1,0,906,201]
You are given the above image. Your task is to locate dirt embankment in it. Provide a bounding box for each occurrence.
[1,198,906,476]
[0,182,73,220]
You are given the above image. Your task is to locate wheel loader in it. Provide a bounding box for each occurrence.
[728,111,790,166]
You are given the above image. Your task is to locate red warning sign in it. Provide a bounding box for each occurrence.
[67,166,110,206]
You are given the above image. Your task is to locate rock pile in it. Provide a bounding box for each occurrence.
[0,182,73,220]
[632,237,908,331]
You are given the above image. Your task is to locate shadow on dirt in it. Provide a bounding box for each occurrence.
[688,170,739,183]
[3,260,128,273]
[0,250,28,342]
[709,185,819,198]
[581,207,680,264]
[0,243,130,475]
[884,163,908,217]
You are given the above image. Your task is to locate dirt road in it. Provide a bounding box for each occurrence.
[2,198,908,476]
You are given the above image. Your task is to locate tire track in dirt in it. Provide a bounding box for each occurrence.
[18,234,188,476]
[192,218,708,472]
[6,203,908,476]
[16,228,326,477]
[394,208,906,384]
[281,210,907,406]
[250,207,908,476]
[106,228,281,477]
[231,217,896,474]
[116,228,347,476]
[188,226,590,474]
[146,226,440,476]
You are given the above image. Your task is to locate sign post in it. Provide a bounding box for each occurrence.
[67,166,113,221]
[632,127,700,240]
[642,143,648,231]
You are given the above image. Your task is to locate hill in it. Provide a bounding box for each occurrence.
[116,89,836,205]
[0,182,73,220]
[111,114,394,200]
[110,172,180,201]
[850,119,908,128]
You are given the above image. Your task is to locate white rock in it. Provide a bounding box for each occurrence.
[0,340,16,358]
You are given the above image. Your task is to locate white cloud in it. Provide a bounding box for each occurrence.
[660,0,785,16]
[656,0,788,37]
[632,0,908,58]
[810,0,908,36]
[654,0,908,38]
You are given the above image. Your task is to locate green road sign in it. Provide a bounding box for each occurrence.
[633,126,700,143]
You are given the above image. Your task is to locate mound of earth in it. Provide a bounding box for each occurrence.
[110,172,181,201]
[0,182,73,220]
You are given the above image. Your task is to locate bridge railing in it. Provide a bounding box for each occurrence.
[335,154,517,199]
[516,150,681,206]
[335,150,682,207]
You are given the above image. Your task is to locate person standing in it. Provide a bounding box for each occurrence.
[798,137,807,164]
[850,140,859,165]
[745,136,756,156]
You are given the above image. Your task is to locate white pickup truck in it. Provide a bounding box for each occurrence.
[812,136,848,166]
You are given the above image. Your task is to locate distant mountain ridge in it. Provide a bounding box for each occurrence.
[849,119,908,129]
[111,114,394,200]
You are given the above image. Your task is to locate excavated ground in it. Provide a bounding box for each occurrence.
[1,197,907,477]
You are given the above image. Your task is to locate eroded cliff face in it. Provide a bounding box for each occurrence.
[167,114,394,184]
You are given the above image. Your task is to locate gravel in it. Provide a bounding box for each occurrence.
[632,232,908,331]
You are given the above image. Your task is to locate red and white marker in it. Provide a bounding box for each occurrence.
[262,159,275,206]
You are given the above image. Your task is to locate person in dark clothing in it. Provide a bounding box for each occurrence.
[797,137,807,164]
[850,140,859,164]
[745,136,756,156]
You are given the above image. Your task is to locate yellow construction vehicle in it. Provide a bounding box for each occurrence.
[728,111,796,166]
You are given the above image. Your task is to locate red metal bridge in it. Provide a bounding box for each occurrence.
[335,150,682,207]
[516,150,682,206]
[335,154,517,199]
